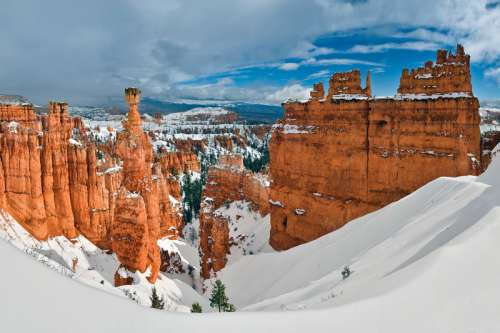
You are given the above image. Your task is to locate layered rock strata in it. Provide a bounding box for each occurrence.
[269,45,482,250]
[199,154,269,278]
[0,89,184,285]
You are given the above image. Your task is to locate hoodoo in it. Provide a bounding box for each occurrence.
[112,88,161,285]
[0,89,184,286]
[199,154,270,278]
[269,44,481,250]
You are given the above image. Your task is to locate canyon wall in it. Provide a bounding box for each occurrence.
[269,44,482,250]
[0,89,184,285]
[199,154,269,278]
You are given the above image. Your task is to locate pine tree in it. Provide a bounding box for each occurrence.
[191,302,203,313]
[209,279,235,312]
[341,266,351,280]
[225,303,236,312]
[150,286,165,310]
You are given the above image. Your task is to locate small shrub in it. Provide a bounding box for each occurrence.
[191,302,203,313]
[341,266,351,280]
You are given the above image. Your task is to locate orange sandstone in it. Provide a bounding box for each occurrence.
[269,45,481,250]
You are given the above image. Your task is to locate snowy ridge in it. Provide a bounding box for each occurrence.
[0,211,209,312]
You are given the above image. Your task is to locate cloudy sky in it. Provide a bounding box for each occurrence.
[1,0,500,105]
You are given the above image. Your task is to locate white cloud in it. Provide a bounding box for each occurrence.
[347,41,441,53]
[279,63,300,71]
[306,58,382,66]
[485,67,500,83]
[306,70,331,80]
[2,0,500,103]
[265,84,311,104]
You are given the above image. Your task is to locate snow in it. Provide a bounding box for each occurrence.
[7,121,18,133]
[126,191,141,199]
[69,138,83,147]
[163,107,231,125]
[269,199,284,207]
[414,73,433,79]
[104,165,122,175]
[0,210,208,313]
[213,201,273,265]
[294,208,306,216]
[393,92,472,100]
[331,94,369,100]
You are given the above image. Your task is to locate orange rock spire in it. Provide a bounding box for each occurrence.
[124,87,142,133]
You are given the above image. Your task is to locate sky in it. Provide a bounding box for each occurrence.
[1,0,500,106]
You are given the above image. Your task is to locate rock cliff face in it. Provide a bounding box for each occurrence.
[112,88,162,285]
[269,44,482,250]
[0,89,185,286]
[199,154,269,278]
[159,151,200,174]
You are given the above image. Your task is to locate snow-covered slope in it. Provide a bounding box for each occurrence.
[1,147,500,332]
[0,212,209,312]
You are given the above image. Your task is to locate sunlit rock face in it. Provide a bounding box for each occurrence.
[0,89,185,285]
[112,88,161,285]
[269,44,482,250]
[199,154,269,278]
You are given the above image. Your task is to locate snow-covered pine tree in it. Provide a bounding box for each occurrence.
[209,279,235,312]
[150,286,165,309]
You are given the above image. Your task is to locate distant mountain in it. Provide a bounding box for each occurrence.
[0,94,31,105]
[480,100,500,108]
[137,98,283,124]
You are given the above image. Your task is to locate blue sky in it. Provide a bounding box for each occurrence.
[183,28,500,103]
[1,0,500,105]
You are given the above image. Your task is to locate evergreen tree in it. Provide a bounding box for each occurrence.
[341,266,351,280]
[225,303,236,312]
[191,302,203,313]
[150,286,165,310]
[209,279,235,312]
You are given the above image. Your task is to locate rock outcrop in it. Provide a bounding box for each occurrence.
[112,88,161,285]
[269,44,482,250]
[0,89,185,286]
[158,151,200,174]
[199,154,269,278]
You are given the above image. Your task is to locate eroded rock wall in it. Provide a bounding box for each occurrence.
[269,44,482,250]
[0,89,185,285]
[199,154,269,278]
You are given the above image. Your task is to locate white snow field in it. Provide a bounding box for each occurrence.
[1,145,500,332]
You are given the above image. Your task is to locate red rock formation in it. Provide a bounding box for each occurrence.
[398,44,471,95]
[0,119,47,239]
[0,89,185,286]
[158,151,200,174]
[0,100,39,129]
[40,102,78,238]
[199,154,269,278]
[310,82,325,101]
[269,44,482,250]
[327,70,371,98]
[153,164,183,238]
[242,173,270,215]
[112,88,161,285]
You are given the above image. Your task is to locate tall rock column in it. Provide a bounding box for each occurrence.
[112,88,161,286]
[40,102,77,238]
